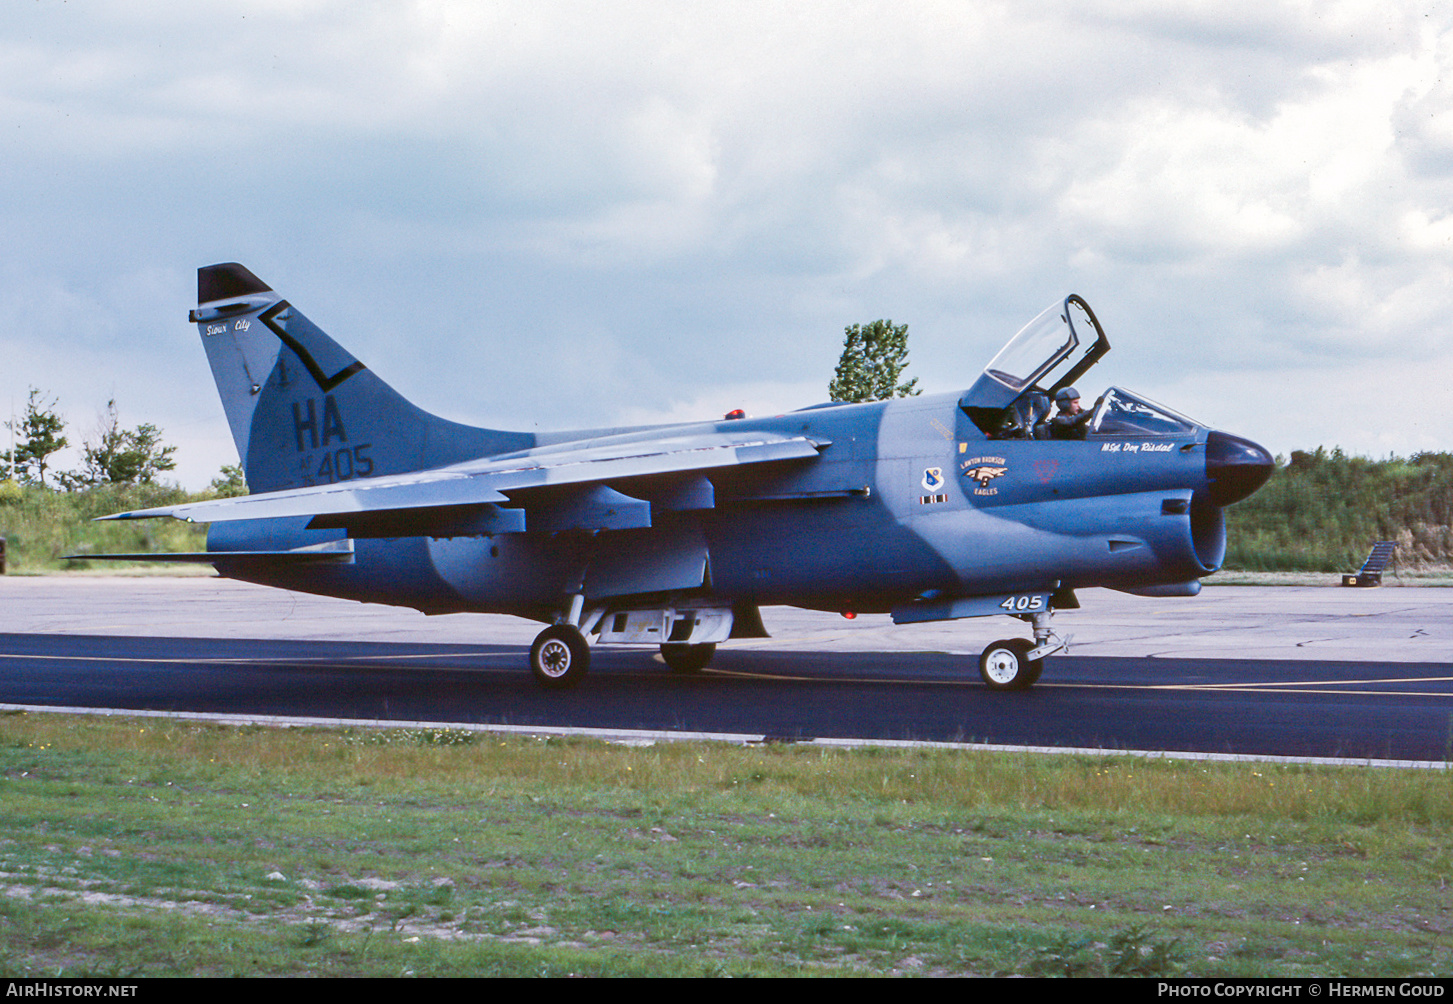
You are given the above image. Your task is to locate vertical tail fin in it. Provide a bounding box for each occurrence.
[194,263,532,493]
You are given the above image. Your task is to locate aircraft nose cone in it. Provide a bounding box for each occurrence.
[1205,431,1274,505]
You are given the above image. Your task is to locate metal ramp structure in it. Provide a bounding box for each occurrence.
[1342,541,1397,587]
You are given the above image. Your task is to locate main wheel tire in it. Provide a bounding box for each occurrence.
[979,637,1041,691]
[530,625,590,688]
[661,642,716,674]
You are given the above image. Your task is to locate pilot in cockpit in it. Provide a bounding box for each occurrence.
[1048,387,1095,440]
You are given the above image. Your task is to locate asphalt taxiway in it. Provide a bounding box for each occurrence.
[1,576,1450,762]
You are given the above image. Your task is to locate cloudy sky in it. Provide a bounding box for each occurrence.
[4,1,1450,489]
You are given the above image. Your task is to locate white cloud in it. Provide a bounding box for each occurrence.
[3,1,1453,487]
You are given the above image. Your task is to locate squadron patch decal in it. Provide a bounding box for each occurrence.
[961,455,1008,496]
[921,467,945,492]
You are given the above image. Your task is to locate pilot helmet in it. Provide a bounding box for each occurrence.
[1054,386,1080,405]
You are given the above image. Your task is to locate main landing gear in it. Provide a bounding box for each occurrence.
[527,597,732,687]
[528,630,719,686]
[978,609,1068,691]
[529,593,599,689]
[530,624,590,688]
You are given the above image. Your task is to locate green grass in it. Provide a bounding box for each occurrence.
[1208,569,1453,587]
[0,482,207,573]
[1,715,1451,977]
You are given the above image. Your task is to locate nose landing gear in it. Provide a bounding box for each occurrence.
[979,638,1040,690]
[978,609,1068,691]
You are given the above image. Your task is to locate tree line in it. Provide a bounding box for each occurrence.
[5,387,175,489]
[3,387,245,496]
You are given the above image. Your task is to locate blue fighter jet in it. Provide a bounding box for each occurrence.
[100,264,1273,690]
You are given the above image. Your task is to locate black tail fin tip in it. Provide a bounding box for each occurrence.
[199,263,272,305]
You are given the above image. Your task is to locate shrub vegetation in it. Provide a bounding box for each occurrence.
[1226,449,1453,572]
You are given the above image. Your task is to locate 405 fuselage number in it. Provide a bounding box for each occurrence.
[999,594,1046,613]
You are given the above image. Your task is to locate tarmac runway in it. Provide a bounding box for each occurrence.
[2,576,1451,762]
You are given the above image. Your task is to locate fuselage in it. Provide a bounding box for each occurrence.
[210,388,1252,621]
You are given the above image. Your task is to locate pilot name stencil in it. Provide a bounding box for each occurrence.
[1101,442,1175,453]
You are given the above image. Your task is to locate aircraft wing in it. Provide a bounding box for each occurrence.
[102,430,829,537]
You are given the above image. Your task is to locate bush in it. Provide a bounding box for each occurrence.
[0,482,206,572]
[1225,449,1453,571]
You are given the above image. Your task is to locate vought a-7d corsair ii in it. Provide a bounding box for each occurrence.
[99,264,1273,690]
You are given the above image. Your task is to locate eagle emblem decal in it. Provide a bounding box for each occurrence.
[964,464,1007,487]
[960,455,1009,496]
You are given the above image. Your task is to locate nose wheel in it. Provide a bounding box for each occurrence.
[978,606,1067,691]
[979,638,1043,691]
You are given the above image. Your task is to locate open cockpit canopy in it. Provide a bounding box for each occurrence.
[981,295,1104,395]
[961,295,1109,434]
[961,295,1204,439]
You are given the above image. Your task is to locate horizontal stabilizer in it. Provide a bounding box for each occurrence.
[100,475,511,524]
[64,540,355,565]
[71,551,355,564]
[63,552,229,563]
